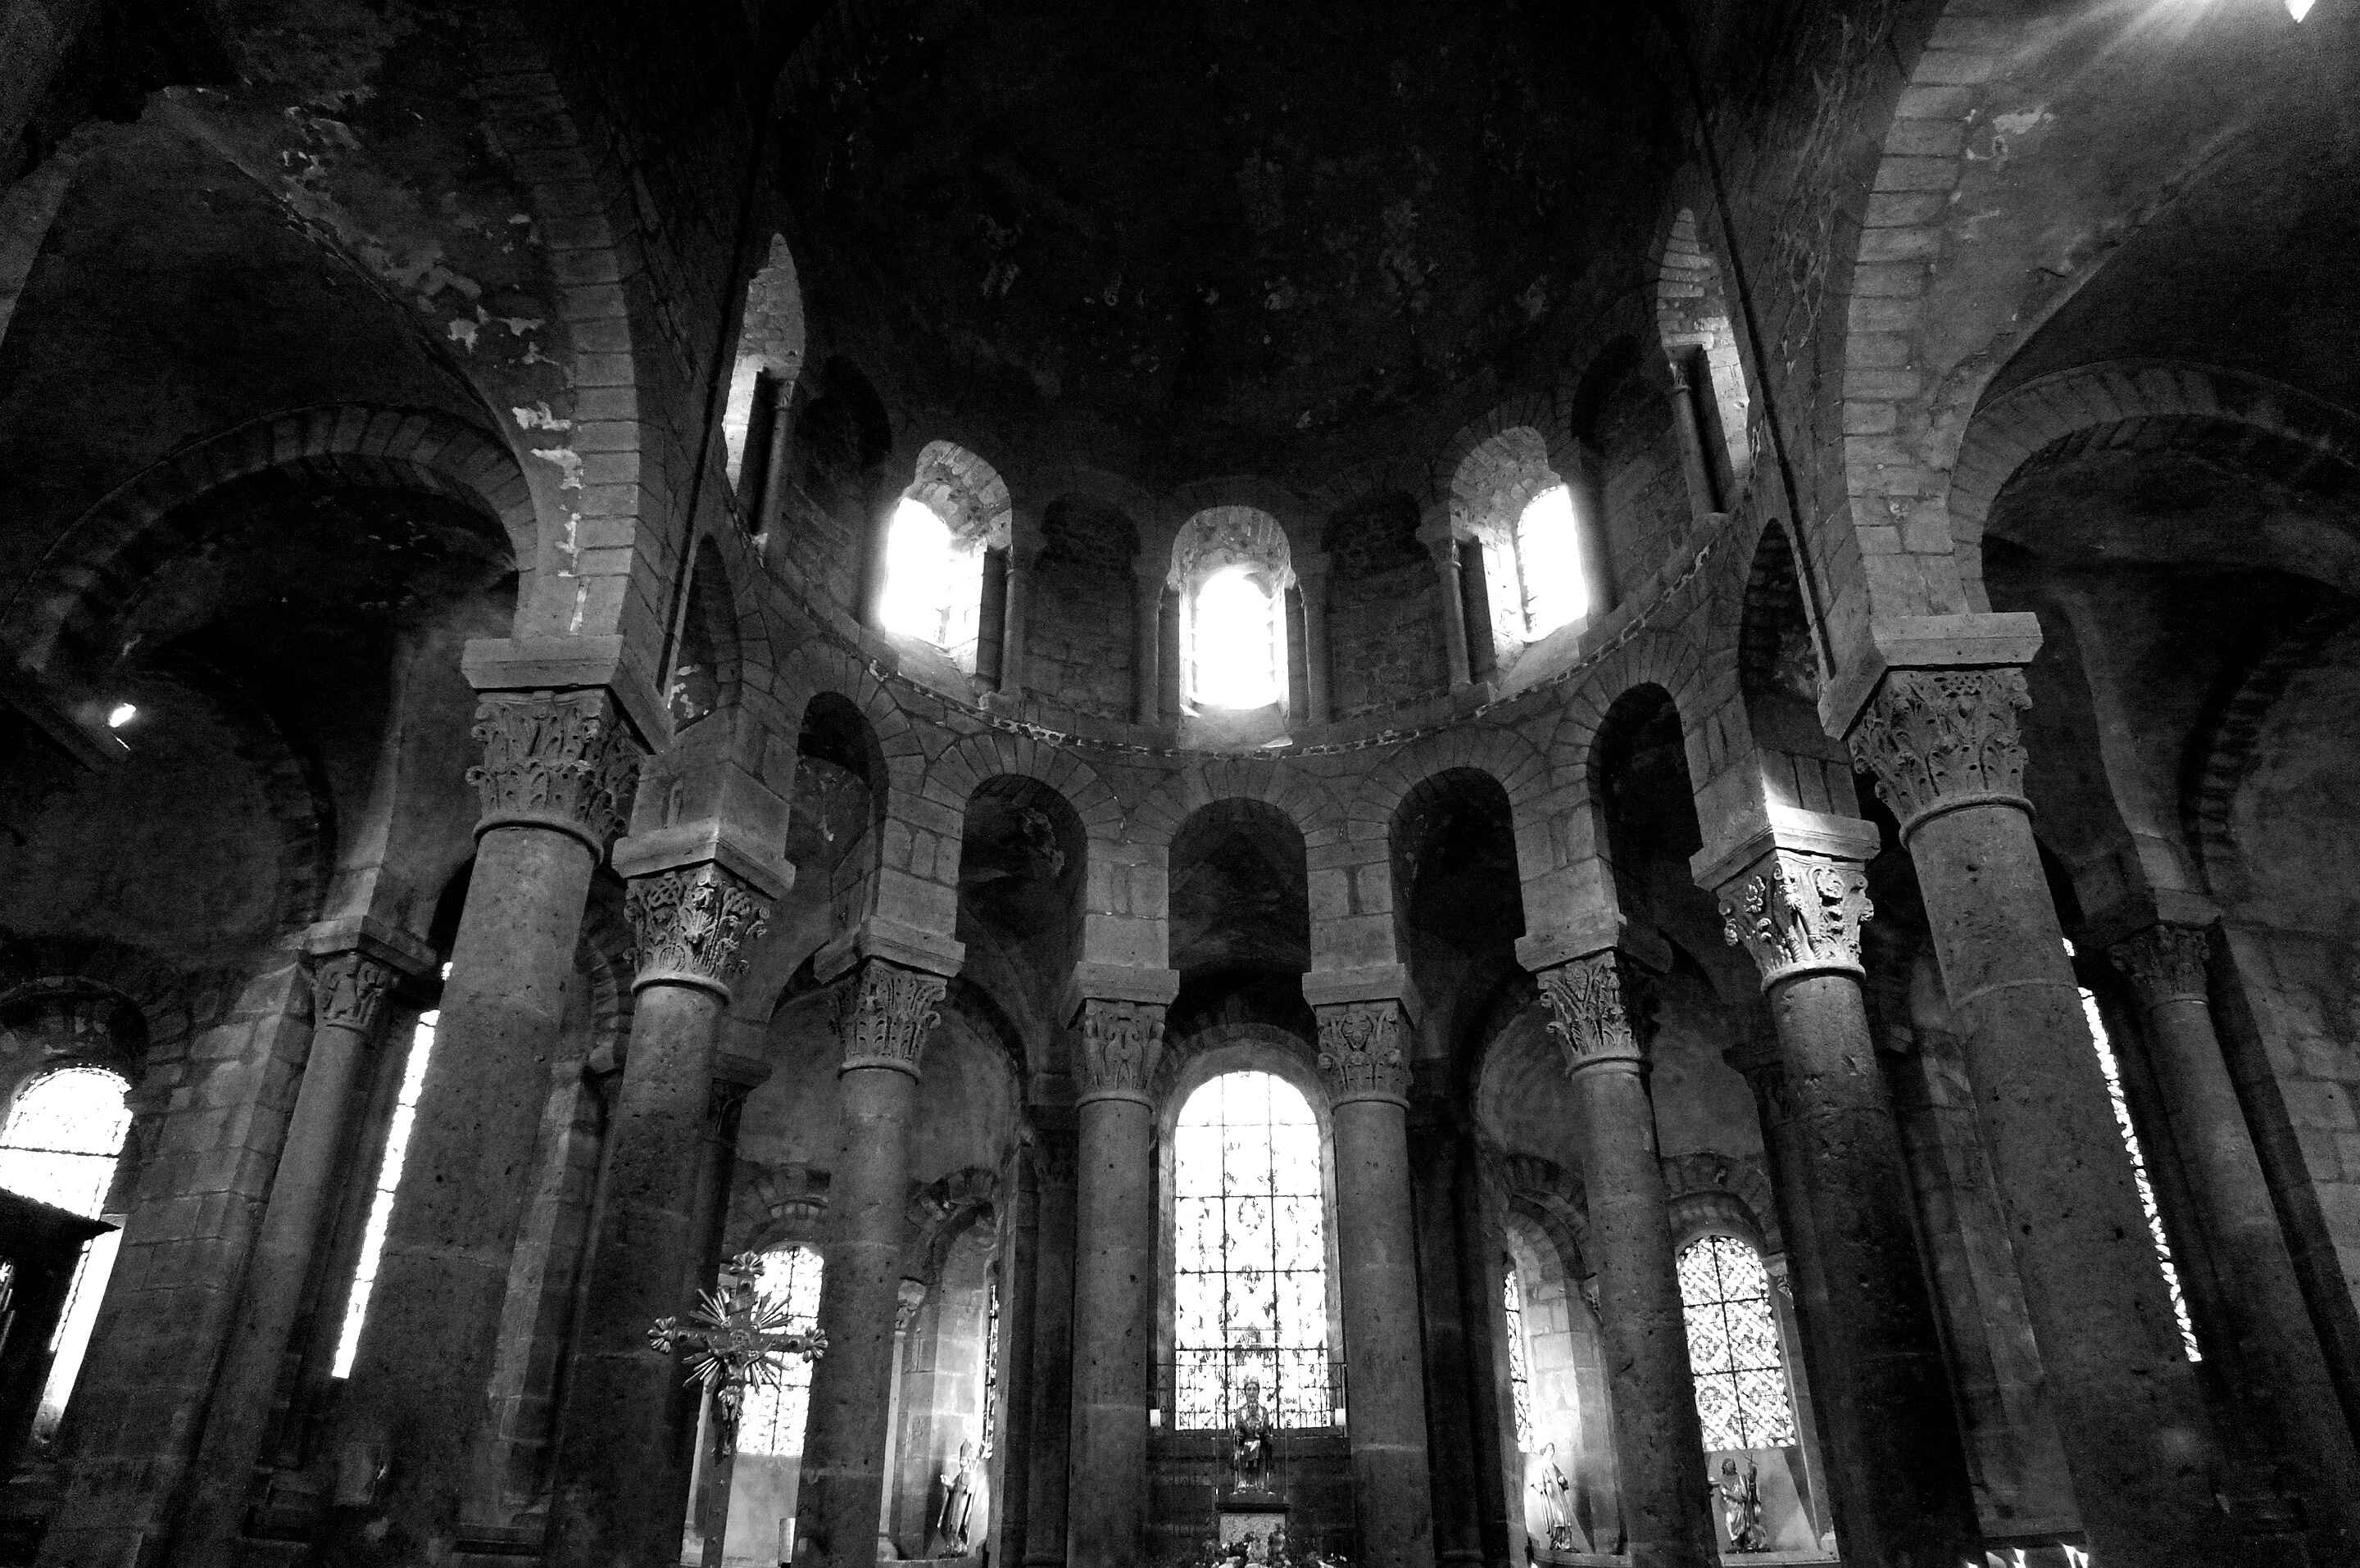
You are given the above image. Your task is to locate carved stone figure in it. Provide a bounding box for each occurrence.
[1709,1457,1768,1552]
[931,1439,978,1556]
[1231,1378,1275,1493]
[1531,1442,1577,1550]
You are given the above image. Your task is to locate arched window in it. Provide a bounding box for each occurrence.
[1503,1264,1536,1452]
[2071,945,2201,1361]
[736,1245,827,1457]
[1677,1235,1796,1452]
[723,236,806,530]
[1514,484,1588,637]
[1171,506,1296,717]
[881,442,1011,674]
[0,1066,133,1426]
[1172,1070,1332,1429]
[1656,208,1753,507]
[333,1008,438,1378]
[1451,428,1595,659]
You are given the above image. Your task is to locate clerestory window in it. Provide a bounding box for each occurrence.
[1677,1235,1796,1452]
[1514,484,1589,638]
[1190,565,1285,710]
[0,1065,132,1428]
[879,496,987,660]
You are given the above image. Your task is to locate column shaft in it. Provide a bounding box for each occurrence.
[1408,1130,1483,1568]
[1852,668,2225,1564]
[1133,575,1164,727]
[1426,537,1473,690]
[1298,568,1333,727]
[1333,1099,1436,1568]
[1067,1097,1153,1567]
[1023,1135,1078,1568]
[1001,549,1035,696]
[2113,927,2360,1548]
[988,1157,1042,1568]
[1537,955,1713,1568]
[179,951,401,1567]
[795,958,945,1568]
[1664,360,1719,524]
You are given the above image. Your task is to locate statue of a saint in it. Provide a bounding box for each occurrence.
[1531,1442,1578,1550]
[1230,1379,1274,1493]
[931,1439,978,1556]
[1709,1457,1768,1552]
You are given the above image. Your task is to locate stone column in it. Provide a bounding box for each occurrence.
[1001,544,1038,698]
[1066,995,1166,1568]
[1533,950,1714,1568]
[179,938,418,1567]
[1296,555,1333,727]
[1421,528,1473,691]
[1848,666,2226,1563]
[1663,357,1718,525]
[1133,569,1165,727]
[988,1149,1043,1568]
[1314,999,1437,1568]
[1023,1131,1078,1568]
[794,958,947,1568]
[1406,1125,1483,1568]
[2109,922,2360,1534]
[545,858,778,1568]
[1708,822,1979,1566]
[327,687,639,1566]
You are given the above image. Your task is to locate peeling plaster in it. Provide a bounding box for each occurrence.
[531,446,583,488]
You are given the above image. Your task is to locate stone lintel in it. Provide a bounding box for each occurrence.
[1691,804,1886,896]
[2076,889,2223,955]
[1301,963,1414,1015]
[1061,963,1181,1022]
[816,914,965,985]
[613,819,793,900]
[1818,610,2045,741]
[1516,914,1668,977]
[296,916,438,977]
[461,633,667,751]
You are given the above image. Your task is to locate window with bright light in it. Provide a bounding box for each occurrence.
[1173,1071,1332,1429]
[1514,485,1589,637]
[1677,1235,1796,1452]
[736,1246,826,1456]
[2071,948,2201,1362]
[981,1274,1002,1457]
[0,1066,132,1430]
[878,496,986,662]
[1190,566,1285,709]
[1504,1266,1535,1452]
[332,1008,437,1379]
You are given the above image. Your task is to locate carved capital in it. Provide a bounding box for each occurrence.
[467,688,642,852]
[625,863,772,996]
[1073,999,1167,1105]
[311,951,400,1036]
[1718,851,1873,987]
[1314,999,1411,1106]
[1847,667,2031,835]
[836,959,947,1077]
[1536,952,1655,1074]
[2109,924,2212,1008]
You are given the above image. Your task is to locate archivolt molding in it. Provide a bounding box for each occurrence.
[926,733,1125,847]
[1124,759,1347,851]
[1,406,538,676]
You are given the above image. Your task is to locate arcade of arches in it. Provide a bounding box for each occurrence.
[0,2,2355,1566]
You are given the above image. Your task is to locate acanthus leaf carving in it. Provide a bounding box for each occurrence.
[1073,999,1167,1101]
[1315,999,1409,1103]
[468,689,642,850]
[1848,668,2031,830]
[1718,851,1873,984]
[1535,952,1655,1072]
[626,864,771,994]
[837,960,947,1075]
[2109,925,2212,1008]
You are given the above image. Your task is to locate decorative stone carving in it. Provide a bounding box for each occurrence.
[1073,998,1166,1103]
[624,863,771,995]
[467,688,642,850]
[2110,925,2212,1008]
[1535,952,1655,1072]
[1847,667,2032,832]
[836,960,947,1076]
[895,1276,929,1334]
[311,952,399,1035]
[1718,852,1873,986]
[1315,999,1410,1104]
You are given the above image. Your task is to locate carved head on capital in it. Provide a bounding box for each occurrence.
[1075,998,1167,1099]
[1314,999,1409,1102]
[1719,854,1872,984]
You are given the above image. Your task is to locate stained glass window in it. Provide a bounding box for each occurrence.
[981,1274,1002,1458]
[2072,954,2202,1362]
[1677,1236,1796,1452]
[0,1066,132,1427]
[1173,1071,1332,1430]
[1503,1266,1535,1452]
[738,1246,826,1457]
[333,1009,437,1379]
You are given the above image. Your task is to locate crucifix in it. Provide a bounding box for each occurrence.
[651,1251,828,1568]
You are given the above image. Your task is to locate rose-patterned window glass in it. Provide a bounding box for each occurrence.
[2070,949,2201,1362]
[1677,1236,1796,1451]
[1503,1266,1535,1452]
[737,1246,827,1457]
[1173,1070,1331,1430]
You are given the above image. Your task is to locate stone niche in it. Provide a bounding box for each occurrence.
[1147,1430,1352,1565]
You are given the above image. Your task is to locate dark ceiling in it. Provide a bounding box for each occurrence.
[777,0,1677,490]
